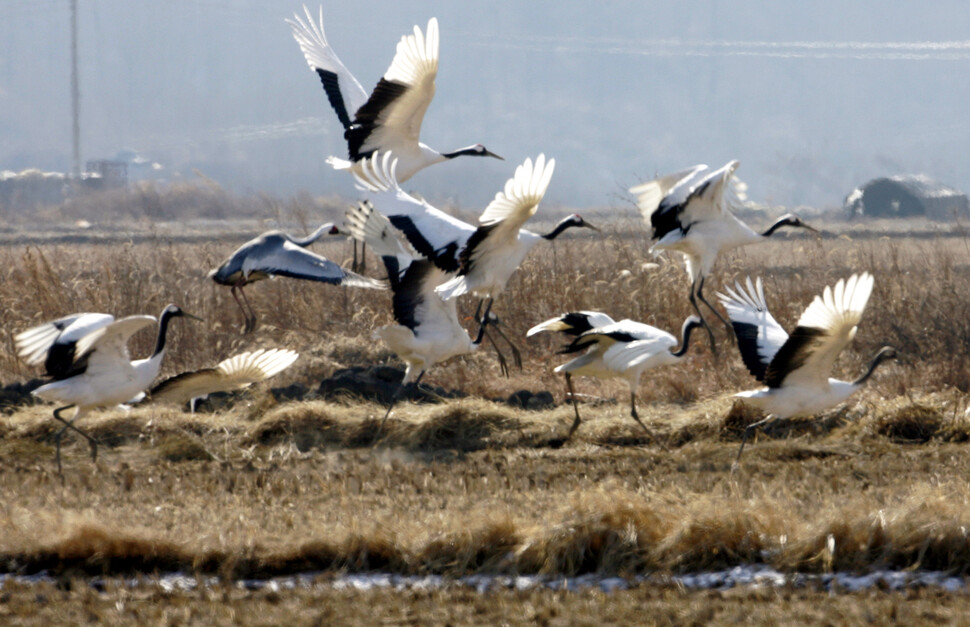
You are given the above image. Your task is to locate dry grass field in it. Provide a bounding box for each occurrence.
[2,187,970,623]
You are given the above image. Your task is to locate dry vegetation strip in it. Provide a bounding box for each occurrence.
[1,213,970,592]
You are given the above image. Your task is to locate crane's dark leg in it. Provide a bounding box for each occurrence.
[352,240,367,274]
[380,371,425,431]
[629,392,668,451]
[487,322,523,370]
[483,328,510,378]
[697,276,734,342]
[689,281,717,354]
[733,414,777,471]
[51,405,98,474]
[231,284,258,334]
[564,373,582,439]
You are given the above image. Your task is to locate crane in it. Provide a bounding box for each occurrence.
[717,273,897,466]
[209,223,383,333]
[287,6,502,183]
[630,160,817,349]
[15,305,199,472]
[528,311,703,446]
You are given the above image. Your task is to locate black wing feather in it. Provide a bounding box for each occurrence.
[388,215,461,273]
[345,78,408,161]
[316,68,354,130]
[764,326,826,388]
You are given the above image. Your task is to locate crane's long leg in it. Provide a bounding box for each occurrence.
[564,373,582,439]
[689,281,717,354]
[483,328,510,378]
[629,392,668,452]
[696,276,734,341]
[733,414,778,470]
[487,322,523,370]
[352,240,367,274]
[51,405,98,474]
[381,370,425,430]
[231,284,258,334]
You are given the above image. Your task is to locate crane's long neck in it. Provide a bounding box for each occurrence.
[760,214,803,238]
[541,217,581,241]
[290,223,336,248]
[670,316,703,358]
[152,309,178,358]
[852,347,896,386]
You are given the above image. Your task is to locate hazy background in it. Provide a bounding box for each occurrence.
[3,0,970,211]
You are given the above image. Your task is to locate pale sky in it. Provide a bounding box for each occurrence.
[3,1,970,210]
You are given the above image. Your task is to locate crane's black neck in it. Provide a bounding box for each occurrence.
[153,307,179,357]
[760,214,803,237]
[852,346,897,386]
[670,316,704,357]
[541,217,582,241]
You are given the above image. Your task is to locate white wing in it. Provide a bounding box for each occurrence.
[151,349,299,405]
[772,273,874,389]
[477,154,555,230]
[678,159,742,224]
[15,313,113,366]
[717,276,789,383]
[77,315,156,376]
[354,152,475,272]
[629,164,708,224]
[349,18,439,157]
[345,199,415,270]
[601,335,677,372]
[287,5,368,126]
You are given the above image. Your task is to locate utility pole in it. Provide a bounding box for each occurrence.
[70,0,81,178]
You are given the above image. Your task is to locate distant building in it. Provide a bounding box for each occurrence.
[844,175,970,221]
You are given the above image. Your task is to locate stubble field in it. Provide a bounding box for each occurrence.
[1,192,970,623]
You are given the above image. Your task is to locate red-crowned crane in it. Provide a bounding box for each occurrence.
[15,305,200,472]
[630,160,817,349]
[287,6,502,183]
[717,273,897,466]
[528,311,703,446]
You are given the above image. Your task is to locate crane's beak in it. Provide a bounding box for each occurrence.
[584,222,600,232]
[182,311,204,322]
[485,150,504,160]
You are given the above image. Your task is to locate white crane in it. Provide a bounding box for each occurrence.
[209,223,383,333]
[345,200,491,426]
[528,312,703,446]
[287,6,502,183]
[630,160,818,349]
[15,304,200,471]
[716,273,897,465]
[149,348,299,411]
[353,151,597,371]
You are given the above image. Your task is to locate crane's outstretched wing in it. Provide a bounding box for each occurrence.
[150,348,299,405]
[76,315,157,377]
[476,153,555,231]
[630,163,708,239]
[717,276,789,383]
[355,152,475,272]
[15,312,113,369]
[766,273,874,389]
[345,18,439,160]
[240,234,383,289]
[287,5,369,129]
[526,311,616,338]
[561,319,672,355]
